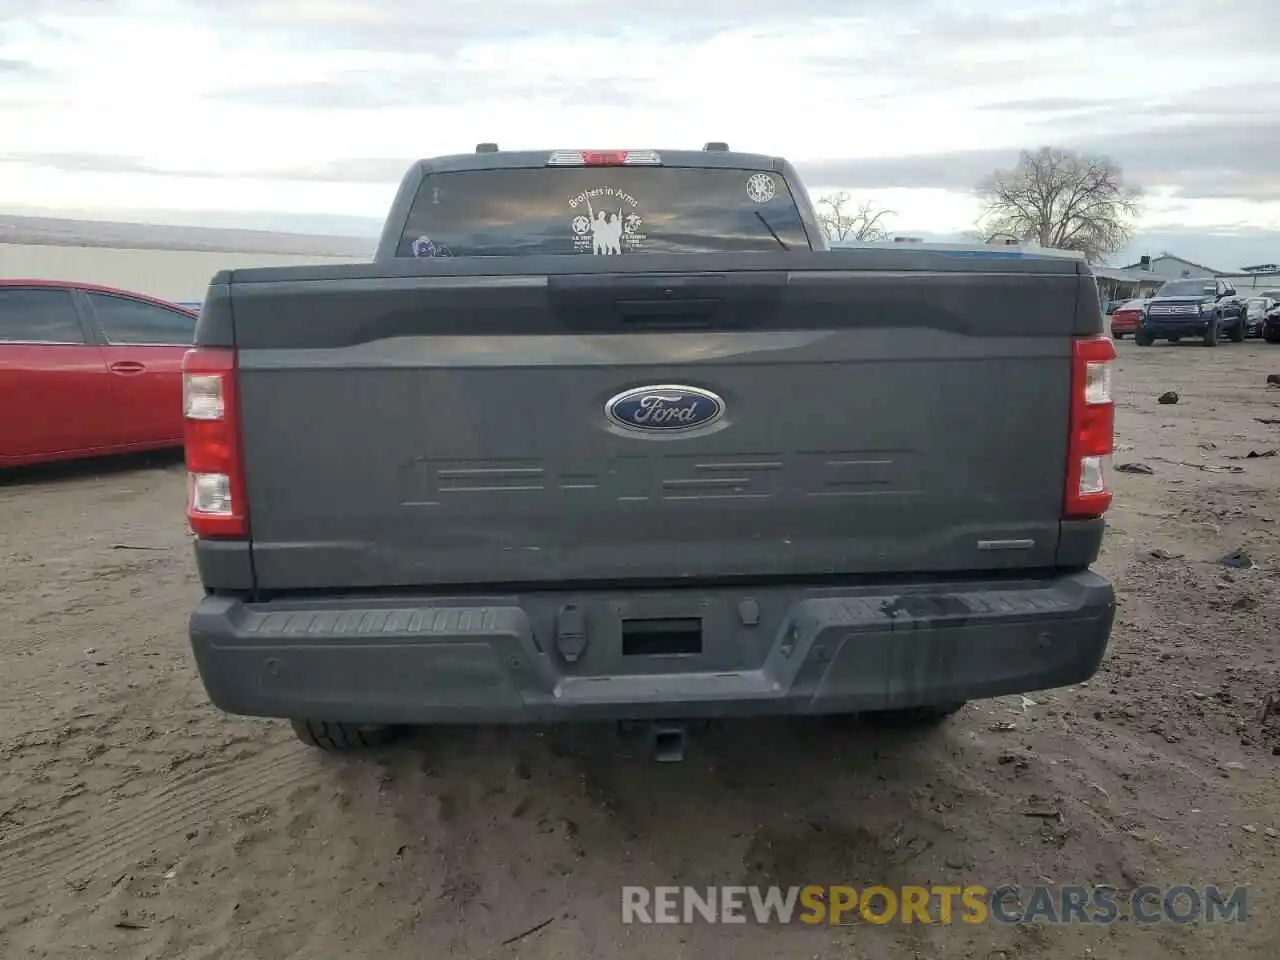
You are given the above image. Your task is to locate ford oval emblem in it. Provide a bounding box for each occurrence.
[605,384,726,435]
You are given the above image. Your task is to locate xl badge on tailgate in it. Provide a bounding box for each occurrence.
[605,384,726,435]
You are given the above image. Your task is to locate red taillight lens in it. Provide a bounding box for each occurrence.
[182,347,248,538]
[1064,335,1115,519]
[546,149,662,166]
[583,150,626,165]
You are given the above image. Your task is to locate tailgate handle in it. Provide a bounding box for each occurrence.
[615,297,720,324]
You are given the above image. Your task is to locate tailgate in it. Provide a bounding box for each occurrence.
[223,253,1090,591]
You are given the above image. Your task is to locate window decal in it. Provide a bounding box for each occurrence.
[745,173,776,204]
[568,187,646,255]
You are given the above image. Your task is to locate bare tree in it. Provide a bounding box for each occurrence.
[815,192,894,243]
[975,147,1142,263]
[960,227,1019,244]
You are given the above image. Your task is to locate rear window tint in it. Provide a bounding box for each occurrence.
[396,167,811,258]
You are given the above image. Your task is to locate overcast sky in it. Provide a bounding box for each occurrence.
[2,0,1278,267]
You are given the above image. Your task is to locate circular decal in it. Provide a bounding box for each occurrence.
[745,173,776,204]
[410,235,453,258]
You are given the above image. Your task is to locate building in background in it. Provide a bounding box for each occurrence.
[1235,264,1280,292]
[1118,253,1280,292]
[1091,266,1165,303]
[0,215,373,303]
[1119,254,1228,280]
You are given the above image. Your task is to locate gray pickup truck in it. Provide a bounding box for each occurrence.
[182,145,1117,760]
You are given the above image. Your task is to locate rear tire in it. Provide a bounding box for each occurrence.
[1113,332,1125,340]
[861,702,966,727]
[290,719,402,751]
[1265,328,1280,344]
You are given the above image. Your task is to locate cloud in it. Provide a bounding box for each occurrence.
[214,70,666,110]
[0,57,56,102]
[0,1,81,42]
[1113,229,1280,272]
[15,107,1280,206]
[213,77,407,110]
[183,0,898,52]
[1113,121,1280,201]
[269,157,413,183]
[5,150,416,185]
[799,151,1016,193]
[0,57,46,76]
[4,0,1280,252]
[979,97,1118,113]
[6,151,158,174]
[176,0,1278,61]
[798,113,1280,205]
[930,0,1280,48]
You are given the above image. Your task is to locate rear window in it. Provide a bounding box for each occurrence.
[396,166,811,258]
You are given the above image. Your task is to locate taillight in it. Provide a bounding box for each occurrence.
[1064,335,1115,519]
[546,149,662,166]
[182,347,248,538]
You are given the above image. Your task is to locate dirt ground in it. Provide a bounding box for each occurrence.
[2,340,1279,960]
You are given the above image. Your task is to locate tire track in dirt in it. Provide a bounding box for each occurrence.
[0,738,318,909]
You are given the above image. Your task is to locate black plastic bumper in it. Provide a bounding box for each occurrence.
[188,571,1116,724]
[1140,319,1210,337]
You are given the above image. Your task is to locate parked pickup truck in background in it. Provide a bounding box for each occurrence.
[182,145,1117,760]
[1136,277,1248,346]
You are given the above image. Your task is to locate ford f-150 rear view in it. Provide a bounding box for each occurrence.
[183,145,1117,759]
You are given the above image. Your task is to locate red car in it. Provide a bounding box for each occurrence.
[0,279,198,468]
[1109,298,1147,339]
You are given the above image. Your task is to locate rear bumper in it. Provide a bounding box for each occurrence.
[188,571,1116,724]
